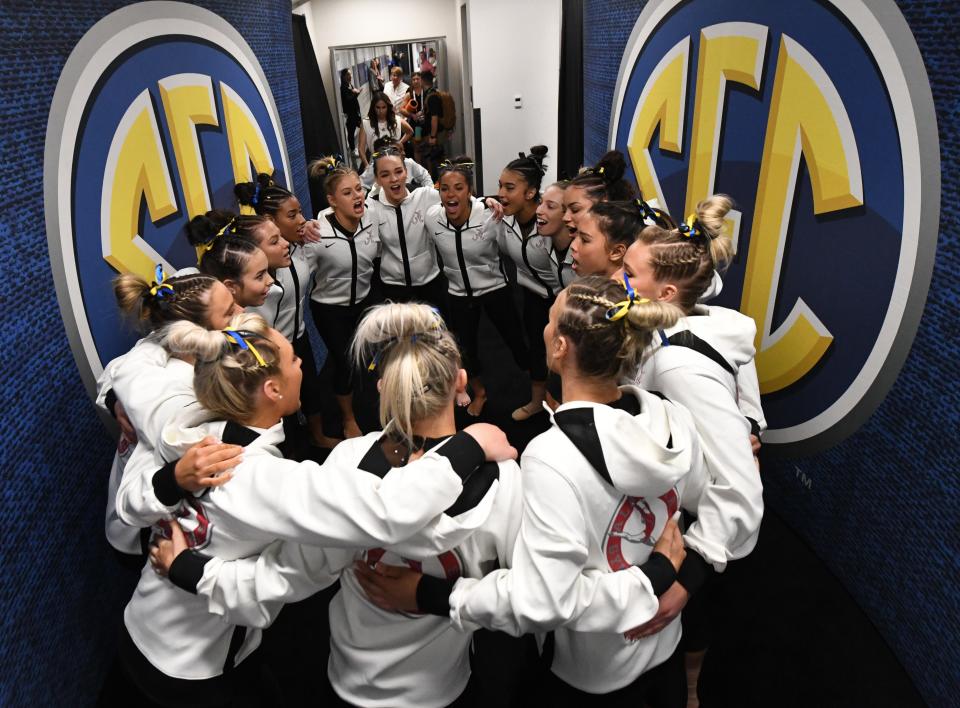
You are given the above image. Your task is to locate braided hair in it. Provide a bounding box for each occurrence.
[438,155,476,193]
[185,210,264,282]
[556,276,681,379]
[635,194,734,312]
[504,145,549,194]
[235,173,295,217]
[113,269,220,332]
[308,155,360,198]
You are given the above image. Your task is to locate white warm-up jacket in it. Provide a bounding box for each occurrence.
[119,410,488,683]
[447,387,708,693]
[634,305,765,571]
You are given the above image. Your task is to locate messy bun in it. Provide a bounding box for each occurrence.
[505,145,549,194]
[351,303,461,446]
[164,313,281,423]
[556,276,681,379]
[567,150,637,204]
[234,173,295,217]
[113,270,219,332]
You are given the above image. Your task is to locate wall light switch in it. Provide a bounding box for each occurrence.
[514,95,522,109]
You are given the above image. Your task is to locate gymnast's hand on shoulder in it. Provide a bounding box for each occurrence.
[483,197,505,222]
[301,219,322,244]
[175,436,243,492]
[463,423,517,461]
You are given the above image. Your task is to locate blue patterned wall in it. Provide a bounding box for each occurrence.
[0,1,308,704]
[583,1,958,705]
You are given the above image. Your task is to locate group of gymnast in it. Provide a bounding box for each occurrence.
[98,143,764,708]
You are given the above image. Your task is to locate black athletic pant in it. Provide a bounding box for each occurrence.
[521,287,552,381]
[542,644,686,708]
[381,272,450,321]
[345,113,361,152]
[293,332,323,416]
[447,287,529,378]
[310,298,374,396]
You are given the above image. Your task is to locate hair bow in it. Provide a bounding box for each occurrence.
[148,264,176,304]
[635,198,668,227]
[605,273,649,322]
[223,329,267,367]
[677,213,704,241]
[197,218,237,263]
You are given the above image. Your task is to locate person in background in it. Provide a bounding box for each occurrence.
[368,57,385,93]
[418,70,445,178]
[357,91,412,171]
[384,66,409,113]
[340,68,362,158]
[400,71,425,161]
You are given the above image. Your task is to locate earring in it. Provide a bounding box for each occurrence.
[278,394,283,399]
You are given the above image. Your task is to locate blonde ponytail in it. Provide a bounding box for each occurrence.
[113,271,218,332]
[351,303,461,445]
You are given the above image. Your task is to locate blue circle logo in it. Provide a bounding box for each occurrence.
[610,0,939,454]
[44,3,291,398]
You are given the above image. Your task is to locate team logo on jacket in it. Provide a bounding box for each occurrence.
[604,490,678,571]
[610,0,939,454]
[156,498,212,550]
[44,3,292,400]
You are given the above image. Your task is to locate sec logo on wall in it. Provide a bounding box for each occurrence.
[43,2,292,399]
[610,0,940,455]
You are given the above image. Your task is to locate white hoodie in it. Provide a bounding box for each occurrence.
[447,387,708,693]
[152,431,521,707]
[120,409,488,682]
[634,305,765,571]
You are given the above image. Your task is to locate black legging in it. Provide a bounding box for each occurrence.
[522,287,552,381]
[542,644,686,708]
[447,287,529,378]
[345,113,362,151]
[293,332,324,416]
[310,298,373,396]
[381,272,450,322]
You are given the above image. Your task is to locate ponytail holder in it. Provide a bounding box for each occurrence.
[223,329,267,367]
[148,264,175,302]
[605,273,649,322]
[677,214,704,241]
[197,217,237,263]
[635,198,668,227]
[251,182,261,207]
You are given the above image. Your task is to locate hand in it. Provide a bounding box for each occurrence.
[174,436,243,492]
[149,521,188,577]
[623,581,690,641]
[462,423,517,462]
[484,197,505,222]
[301,219,322,244]
[114,400,137,444]
[749,434,761,455]
[653,518,686,572]
[353,560,421,613]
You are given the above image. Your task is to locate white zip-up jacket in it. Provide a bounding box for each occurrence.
[368,187,441,287]
[361,157,431,195]
[555,244,576,288]
[248,243,311,340]
[446,387,708,693]
[121,411,489,681]
[633,305,764,572]
[427,200,506,298]
[497,216,561,298]
[305,210,380,306]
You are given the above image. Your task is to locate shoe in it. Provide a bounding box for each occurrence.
[511,402,545,421]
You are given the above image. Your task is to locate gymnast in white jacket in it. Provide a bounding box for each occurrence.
[153,303,524,707]
[117,312,514,707]
[610,197,764,703]
[359,275,706,707]
[98,268,243,557]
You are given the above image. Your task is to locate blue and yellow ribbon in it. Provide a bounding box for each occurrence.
[149,264,175,300]
[677,213,703,240]
[605,273,649,322]
[198,218,237,263]
[223,329,267,367]
[635,198,668,227]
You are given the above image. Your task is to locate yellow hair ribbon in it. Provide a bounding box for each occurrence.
[223,329,267,367]
[148,264,175,299]
[197,218,237,264]
[605,273,648,321]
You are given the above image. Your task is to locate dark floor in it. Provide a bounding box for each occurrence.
[99,298,927,707]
